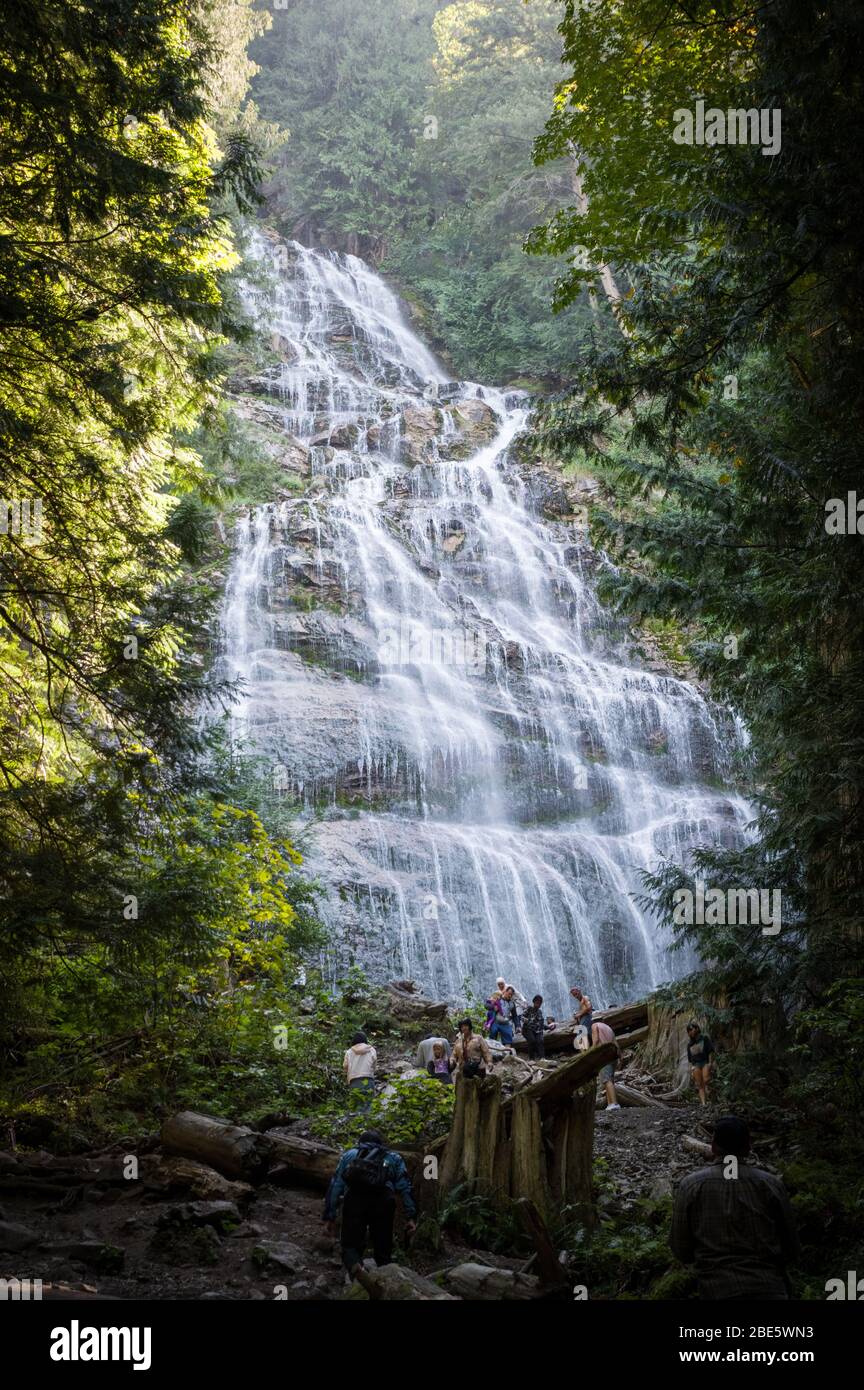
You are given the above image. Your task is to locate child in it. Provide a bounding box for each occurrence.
[483,990,503,1033]
[427,1041,453,1083]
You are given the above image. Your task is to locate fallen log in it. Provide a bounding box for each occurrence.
[612,1083,668,1109]
[161,1112,270,1183]
[593,1003,649,1032]
[682,1135,714,1159]
[507,1042,618,1109]
[614,1025,649,1049]
[263,1133,339,1186]
[140,1155,254,1203]
[514,1002,648,1056]
[351,1263,458,1301]
[437,1262,540,1300]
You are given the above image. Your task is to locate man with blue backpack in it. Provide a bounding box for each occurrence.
[323,1128,417,1275]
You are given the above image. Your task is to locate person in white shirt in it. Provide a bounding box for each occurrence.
[343,1031,377,1112]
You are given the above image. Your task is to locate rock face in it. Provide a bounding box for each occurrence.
[382,980,450,1023]
[217,233,749,1016]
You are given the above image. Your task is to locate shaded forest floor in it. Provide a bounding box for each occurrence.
[0,1100,763,1302]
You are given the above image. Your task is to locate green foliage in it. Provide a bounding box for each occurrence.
[0,3,328,1149]
[250,0,603,381]
[438,1185,527,1254]
[529,0,864,1154]
[367,1073,455,1147]
[559,1191,693,1300]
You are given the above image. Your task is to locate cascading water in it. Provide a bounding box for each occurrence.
[219,230,750,1017]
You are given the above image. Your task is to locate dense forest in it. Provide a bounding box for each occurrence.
[1,0,862,1318]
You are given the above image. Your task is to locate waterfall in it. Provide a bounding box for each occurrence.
[219,230,750,1017]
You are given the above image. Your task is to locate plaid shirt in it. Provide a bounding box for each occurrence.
[671,1160,799,1299]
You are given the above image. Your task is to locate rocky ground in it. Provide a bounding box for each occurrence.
[1,990,743,1301]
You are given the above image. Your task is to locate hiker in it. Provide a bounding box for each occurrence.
[323,1128,417,1275]
[591,1018,621,1110]
[569,986,593,1050]
[670,1115,799,1300]
[451,1018,492,1078]
[502,985,520,1035]
[426,1041,453,1083]
[483,988,504,1035]
[415,1034,451,1069]
[686,1021,716,1105]
[489,987,517,1046]
[521,995,547,1059]
[343,1030,377,1112]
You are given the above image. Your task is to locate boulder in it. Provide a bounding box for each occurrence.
[400,405,440,465]
[453,398,497,446]
[251,1241,308,1276]
[383,981,450,1023]
[176,1200,241,1232]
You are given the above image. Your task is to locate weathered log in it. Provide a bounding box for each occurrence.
[510,1092,549,1216]
[161,1112,270,1182]
[508,1042,618,1110]
[264,1133,339,1185]
[351,1263,458,1301]
[140,1155,254,1203]
[437,1262,541,1300]
[515,1198,569,1286]
[439,1073,502,1196]
[514,1002,647,1055]
[682,1135,714,1159]
[593,1003,649,1032]
[613,1083,668,1109]
[614,1025,649,1049]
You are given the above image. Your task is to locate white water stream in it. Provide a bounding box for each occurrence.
[219,233,750,1015]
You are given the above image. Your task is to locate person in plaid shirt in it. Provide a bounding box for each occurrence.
[670,1115,799,1299]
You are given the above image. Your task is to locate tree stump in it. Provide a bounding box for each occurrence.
[439,1044,615,1220]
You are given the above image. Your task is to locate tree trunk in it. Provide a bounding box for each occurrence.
[439,1074,502,1194]
[264,1133,340,1185]
[440,1046,611,1220]
[160,1112,270,1183]
[509,1091,549,1216]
